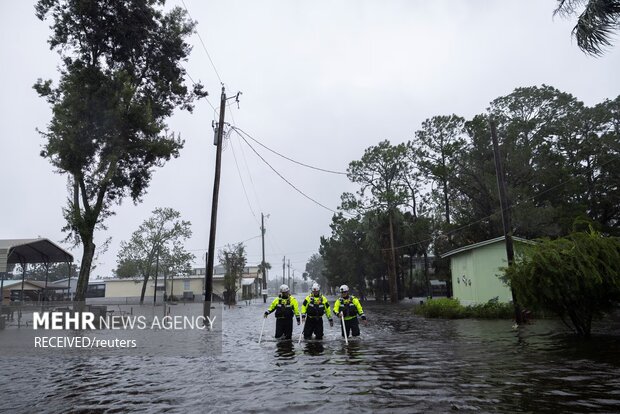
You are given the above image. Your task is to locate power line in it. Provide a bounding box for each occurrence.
[227,107,286,258]
[233,126,348,175]
[227,105,264,233]
[180,0,223,85]
[228,127,259,223]
[233,121,265,213]
[187,234,262,253]
[183,68,217,113]
[233,128,340,214]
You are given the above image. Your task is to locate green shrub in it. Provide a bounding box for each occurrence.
[465,297,515,319]
[415,298,464,319]
[415,297,515,319]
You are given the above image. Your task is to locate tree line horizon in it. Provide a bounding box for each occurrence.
[310,85,619,303]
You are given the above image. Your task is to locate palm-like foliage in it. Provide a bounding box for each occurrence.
[555,0,620,55]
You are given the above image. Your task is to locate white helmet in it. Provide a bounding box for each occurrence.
[340,285,349,293]
[311,283,320,293]
[279,284,290,293]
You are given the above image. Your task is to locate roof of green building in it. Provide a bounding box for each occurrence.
[440,236,532,259]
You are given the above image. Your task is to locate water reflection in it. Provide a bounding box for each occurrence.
[302,341,324,356]
[274,339,295,359]
[342,340,364,360]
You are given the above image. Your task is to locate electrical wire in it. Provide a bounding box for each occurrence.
[187,234,262,253]
[180,0,224,85]
[234,122,265,213]
[233,128,341,214]
[184,68,217,113]
[228,127,259,222]
[232,126,348,175]
[177,4,328,267]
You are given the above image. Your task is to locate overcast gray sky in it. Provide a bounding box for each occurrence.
[1,0,619,281]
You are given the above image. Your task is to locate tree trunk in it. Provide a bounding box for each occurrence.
[139,250,157,304]
[442,178,451,225]
[139,272,150,304]
[74,237,95,302]
[388,212,399,303]
[423,250,430,298]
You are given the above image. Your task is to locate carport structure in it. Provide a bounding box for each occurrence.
[0,238,74,308]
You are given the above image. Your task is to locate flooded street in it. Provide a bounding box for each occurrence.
[2,300,620,413]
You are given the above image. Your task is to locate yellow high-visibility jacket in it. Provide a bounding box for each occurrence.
[333,295,365,321]
[301,294,332,319]
[266,295,300,319]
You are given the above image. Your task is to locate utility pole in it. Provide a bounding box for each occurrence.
[282,256,285,285]
[490,120,523,325]
[261,213,267,303]
[204,87,227,318]
[287,259,291,288]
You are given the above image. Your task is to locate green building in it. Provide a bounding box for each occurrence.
[441,236,530,306]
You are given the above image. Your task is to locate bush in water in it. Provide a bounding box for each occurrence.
[503,228,620,337]
[415,297,515,319]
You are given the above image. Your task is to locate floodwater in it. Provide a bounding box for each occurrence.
[1,300,620,413]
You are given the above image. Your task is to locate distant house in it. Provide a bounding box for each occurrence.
[0,277,108,304]
[50,277,106,300]
[1,279,46,304]
[102,264,261,302]
[191,264,261,301]
[441,236,531,306]
[408,255,435,274]
[104,275,205,301]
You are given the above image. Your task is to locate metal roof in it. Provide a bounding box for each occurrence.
[0,279,47,290]
[440,236,532,259]
[0,238,74,273]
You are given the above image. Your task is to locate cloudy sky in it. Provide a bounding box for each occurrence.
[1,0,619,282]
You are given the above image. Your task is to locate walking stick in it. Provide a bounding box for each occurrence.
[297,317,306,345]
[340,313,349,345]
[258,317,266,344]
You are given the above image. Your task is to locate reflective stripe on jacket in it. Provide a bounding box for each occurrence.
[301,294,332,319]
[266,295,300,318]
[333,295,364,321]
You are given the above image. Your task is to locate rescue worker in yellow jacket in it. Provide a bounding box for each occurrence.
[301,283,333,340]
[333,284,367,337]
[264,284,300,340]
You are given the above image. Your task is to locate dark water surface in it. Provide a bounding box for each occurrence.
[1,301,620,413]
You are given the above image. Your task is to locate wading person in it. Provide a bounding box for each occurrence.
[264,284,300,340]
[333,285,367,338]
[301,283,333,340]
